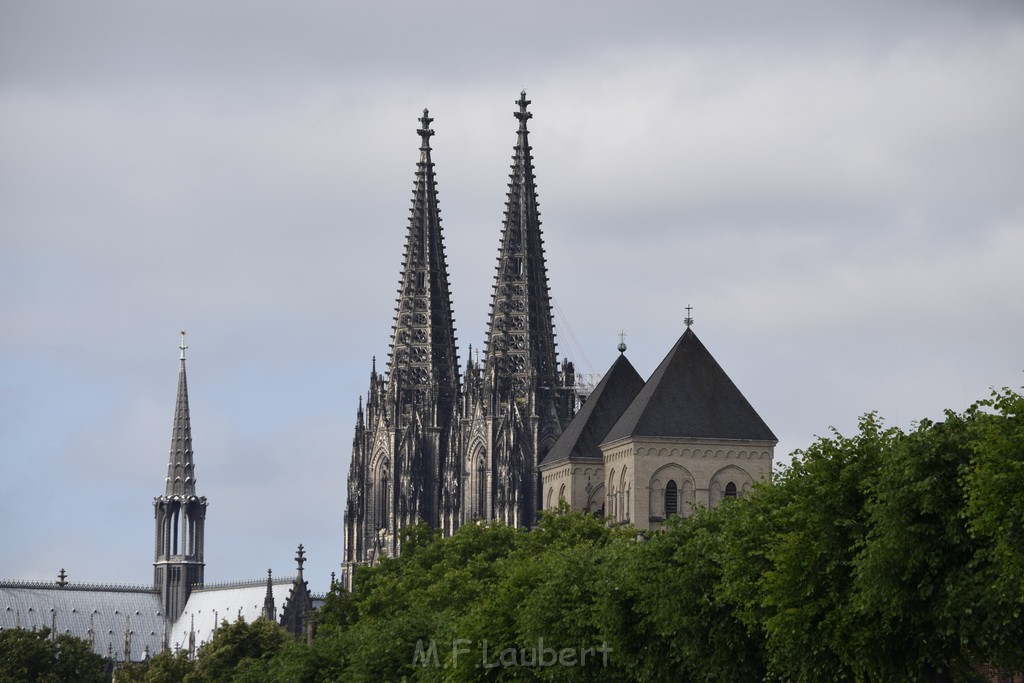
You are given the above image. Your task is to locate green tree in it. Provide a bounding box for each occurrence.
[758,414,896,681]
[963,388,1024,672]
[0,628,106,683]
[188,617,290,682]
[117,648,195,683]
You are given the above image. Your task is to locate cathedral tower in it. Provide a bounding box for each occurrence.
[460,92,576,527]
[343,110,461,573]
[153,332,207,624]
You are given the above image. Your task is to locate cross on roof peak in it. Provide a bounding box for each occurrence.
[684,305,694,328]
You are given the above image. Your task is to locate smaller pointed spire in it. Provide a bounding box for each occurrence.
[166,332,195,497]
[262,569,276,621]
[295,544,306,580]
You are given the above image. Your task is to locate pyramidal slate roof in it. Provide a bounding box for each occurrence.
[540,352,645,466]
[603,328,777,444]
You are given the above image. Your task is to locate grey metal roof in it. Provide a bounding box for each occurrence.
[603,328,777,444]
[169,577,296,651]
[0,582,163,661]
[540,353,645,467]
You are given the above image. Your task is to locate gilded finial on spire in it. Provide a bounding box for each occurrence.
[617,331,627,354]
[515,91,532,125]
[179,330,188,360]
[684,305,694,328]
[417,109,434,146]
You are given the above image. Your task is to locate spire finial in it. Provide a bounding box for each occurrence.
[57,568,68,587]
[684,305,694,328]
[295,544,306,574]
[179,330,188,360]
[617,331,627,354]
[417,109,434,147]
[515,91,532,126]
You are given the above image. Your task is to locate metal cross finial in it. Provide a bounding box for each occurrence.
[684,305,694,328]
[179,330,188,360]
[57,568,67,587]
[617,330,627,354]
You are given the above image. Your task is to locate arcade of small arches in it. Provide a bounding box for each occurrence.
[541,461,758,529]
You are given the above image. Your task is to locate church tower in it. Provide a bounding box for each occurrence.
[460,92,576,528]
[153,332,207,623]
[343,110,461,574]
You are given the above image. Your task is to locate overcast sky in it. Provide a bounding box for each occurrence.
[2,1,1022,591]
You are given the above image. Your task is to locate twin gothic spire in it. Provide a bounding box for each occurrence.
[386,92,559,398]
[386,108,459,410]
[485,91,560,399]
[343,92,568,575]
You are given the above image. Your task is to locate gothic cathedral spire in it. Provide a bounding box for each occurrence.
[484,91,561,398]
[343,110,460,579]
[463,92,576,528]
[153,332,207,624]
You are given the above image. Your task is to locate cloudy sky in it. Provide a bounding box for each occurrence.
[2,1,1022,590]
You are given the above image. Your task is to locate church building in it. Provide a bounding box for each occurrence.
[342,92,776,583]
[539,324,777,529]
[0,334,321,661]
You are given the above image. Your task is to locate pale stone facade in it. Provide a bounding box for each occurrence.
[601,437,774,530]
[540,326,777,529]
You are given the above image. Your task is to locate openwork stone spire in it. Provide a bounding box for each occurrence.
[344,110,462,579]
[387,108,460,404]
[484,91,560,399]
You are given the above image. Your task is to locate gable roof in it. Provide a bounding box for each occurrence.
[0,582,163,661]
[603,328,777,444]
[170,577,297,651]
[540,353,645,467]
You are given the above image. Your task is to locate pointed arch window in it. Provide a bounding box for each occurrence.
[476,456,486,518]
[380,475,390,529]
[665,480,678,516]
[724,481,737,499]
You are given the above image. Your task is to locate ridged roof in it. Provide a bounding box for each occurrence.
[540,353,644,467]
[170,578,295,652]
[0,584,163,661]
[603,328,777,444]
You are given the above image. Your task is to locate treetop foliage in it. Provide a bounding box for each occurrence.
[8,388,1020,682]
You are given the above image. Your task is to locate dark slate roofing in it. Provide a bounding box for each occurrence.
[540,353,645,466]
[603,328,777,444]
